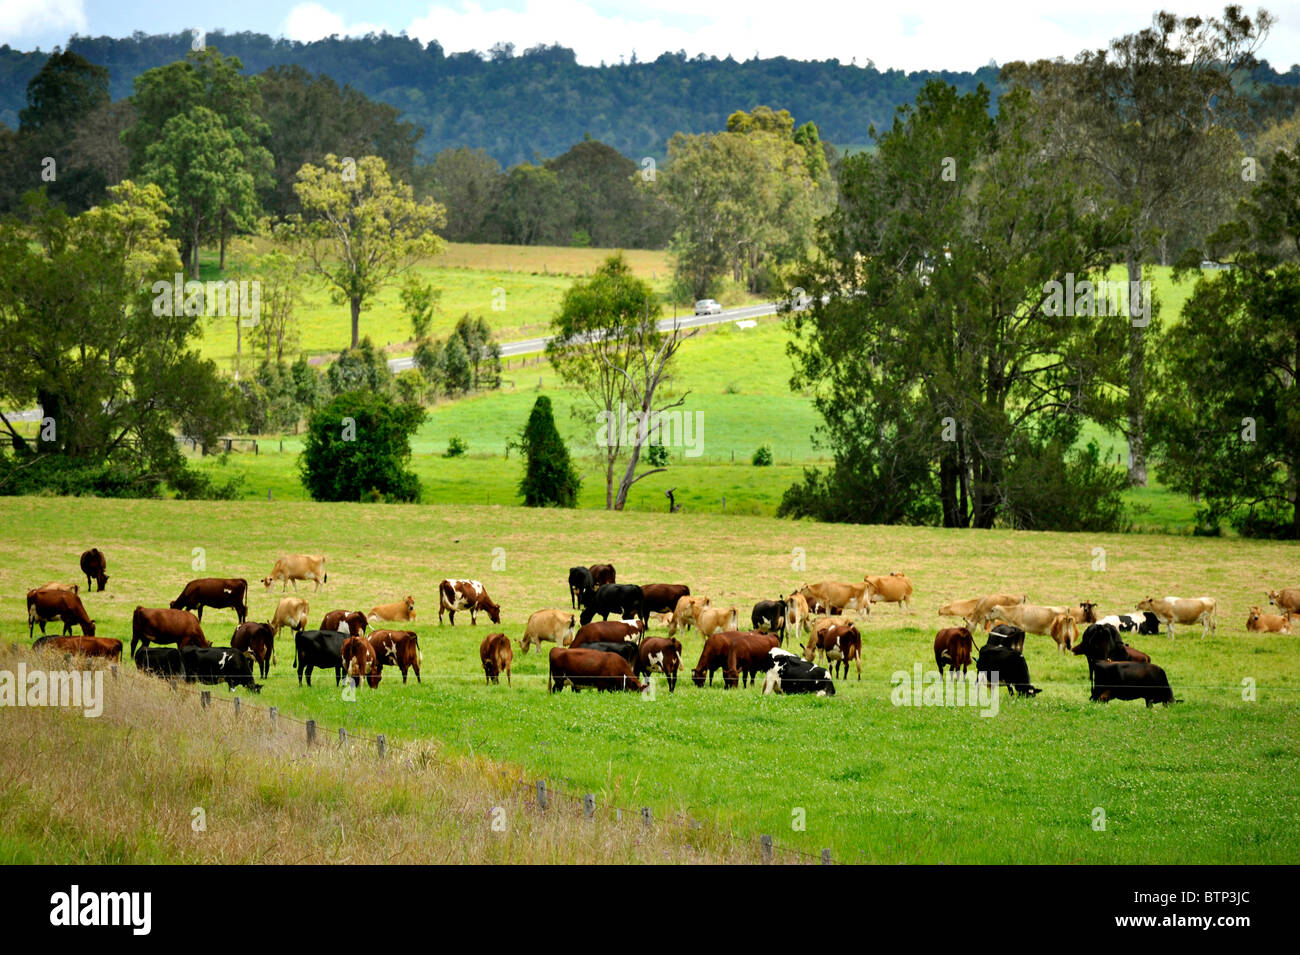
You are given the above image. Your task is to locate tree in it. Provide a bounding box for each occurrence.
[545,138,674,248]
[1005,7,1274,485]
[236,246,306,365]
[419,146,502,242]
[783,82,1128,530]
[326,337,392,396]
[1148,142,1300,537]
[484,163,572,245]
[288,154,445,348]
[517,395,581,507]
[299,390,424,502]
[0,182,240,496]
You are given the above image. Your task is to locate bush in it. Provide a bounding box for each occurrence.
[646,443,669,467]
[999,439,1127,533]
[445,435,468,458]
[517,395,581,507]
[299,390,425,502]
[752,445,773,467]
[326,337,392,396]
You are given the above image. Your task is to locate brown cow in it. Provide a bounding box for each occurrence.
[342,635,380,689]
[589,564,616,588]
[933,627,974,678]
[32,634,121,661]
[130,606,208,657]
[1247,607,1293,634]
[726,631,781,688]
[570,618,643,648]
[639,584,692,622]
[171,577,248,623]
[260,554,326,592]
[804,622,862,680]
[521,609,577,654]
[864,573,913,612]
[320,609,368,636]
[231,622,276,679]
[1268,588,1300,615]
[636,636,683,692]
[480,632,514,686]
[35,581,79,594]
[368,596,415,623]
[692,631,737,687]
[1067,601,1099,626]
[548,647,645,693]
[367,629,422,684]
[438,579,501,625]
[271,597,310,636]
[80,548,108,591]
[27,589,96,639]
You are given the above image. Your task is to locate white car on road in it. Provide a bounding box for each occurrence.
[694,299,723,315]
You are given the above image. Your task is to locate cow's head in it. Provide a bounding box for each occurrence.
[484,600,501,624]
[692,667,706,688]
[1079,601,1097,623]
[1136,596,1154,613]
[260,576,275,591]
[404,596,415,612]
[1267,590,1279,606]
[98,574,110,589]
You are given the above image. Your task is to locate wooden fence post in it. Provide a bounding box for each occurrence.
[583,793,595,819]
[760,834,773,863]
[269,706,278,729]
[200,690,211,709]
[339,727,348,747]
[641,807,652,827]
[306,719,316,744]
[233,696,240,716]
[537,780,548,810]
[821,848,832,865]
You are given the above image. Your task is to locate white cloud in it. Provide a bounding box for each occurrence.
[0,0,86,44]
[283,2,386,42]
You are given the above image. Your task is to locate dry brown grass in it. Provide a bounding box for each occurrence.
[0,646,764,864]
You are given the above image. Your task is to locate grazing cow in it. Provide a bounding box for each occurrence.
[80,548,108,591]
[938,598,981,627]
[342,635,380,689]
[271,597,310,636]
[1066,601,1099,626]
[803,622,861,680]
[579,583,643,626]
[985,602,1076,651]
[1096,612,1161,637]
[1247,607,1293,634]
[32,635,121,661]
[975,646,1041,696]
[669,594,712,637]
[547,647,646,693]
[570,618,643,648]
[798,580,869,617]
[130,606,207,657]
[1268,588,1300,615]
[762,648,835,696]
[933,627,974,679]
[368,595,415,623]
[589,564,616,588]
[579,641,641,669]
[1136,596,1217,639]
[1089,660,1175,707]
[864,573,913,612]
[696,605,739,641]
[984,624,1026,654]
[692,631,739,687]
[170,577,249,623]
[134,646,185,678]
[751,599,787,642]
[26,589,96,639]
[726,631,782,688]
[320,609,368,636]
[35,581,79,594]
[971,593,1028,629]
[785,592,811,637]
[480,632,513,686]
[368,630,422,684]
[636,637,683,692]
[261,554,327,592]
[568,566,595,608]
[520,609,577,654]
[294,629,346,686]
[180,646,261,692]
[639,584,692,624]
[438,579,501,625]
[230,621,276,679]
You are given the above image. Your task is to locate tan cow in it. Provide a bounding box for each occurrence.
[798,581,870,617]
[270,596,310,635]
[1136,596,1217,640]
[938,598,981,626]
[863,573,913,612]
[696,605,739,640]
[520,609,575,654]
[1246,607,1292,634]
[1268,588,1300,615]
[261,554,327,592]
[986,603,1076,651]
[785,593,811,636]
[369,595,416,623]
[36,581,80,594]
[668,595,712,637]
[971,593,1028,630]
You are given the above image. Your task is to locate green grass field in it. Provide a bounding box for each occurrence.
[3,496,1297,862]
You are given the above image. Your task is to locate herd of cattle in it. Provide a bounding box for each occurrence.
[20,550,1300,707]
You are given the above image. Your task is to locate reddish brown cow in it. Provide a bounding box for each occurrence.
[231,622,276,678]
[131,606,209,657]
[692,631,737,687]
[1123,644,1152,663]
[320,609,368,636]
[804,622,862,680]
[726,631,781,688]
[27,589,96,639]
[438,579,501,625]
[570,619,644,648]
[934,627,974,678]
[639,584,691,622]
[548,647,646,693]
[480,632,514,686]
[367,630,422,684]
[32,634,121,661]
[342,635,380,688]
[170,577,248,623]
[80,548,108,591]
[635,636,683,692]
[589,564,616,588]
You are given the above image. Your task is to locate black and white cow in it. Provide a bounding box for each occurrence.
[180,645,261,691]
[975,645,1041,696]
[1089,660,1175,707]
[134,646,185,679]
[1096,612,1161,636]
[761,648,835,696]
[751,599,787,643]
[984,623,1026,654]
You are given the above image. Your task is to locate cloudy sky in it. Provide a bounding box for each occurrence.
[5,1,1300,71]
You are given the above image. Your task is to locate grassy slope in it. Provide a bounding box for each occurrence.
[2,496,1297,863]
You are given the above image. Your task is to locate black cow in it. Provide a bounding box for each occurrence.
[134,646,185,679]
[761,649,835,696]
[180,645,262,691]
[1089,660,1175,707]
[1073,623,1125,679]
[568,566,595,608]
[577,641,640,668]
[579,583,644,626]
[751,599,787,643]
[294,629,346,686]
[984,624,1026,654]
[975,645,1041,696]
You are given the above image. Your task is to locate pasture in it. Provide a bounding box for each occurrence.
[2,496,1298,863]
